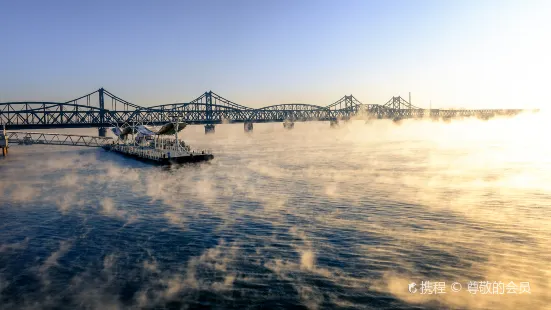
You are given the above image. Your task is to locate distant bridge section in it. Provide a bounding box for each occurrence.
[0,88,535,135]
[371,96,528,120]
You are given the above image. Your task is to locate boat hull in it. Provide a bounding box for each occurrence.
[103,145,213,165]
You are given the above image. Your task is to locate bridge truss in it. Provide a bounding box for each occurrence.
[0,88,532,131]
[5,131,113,147]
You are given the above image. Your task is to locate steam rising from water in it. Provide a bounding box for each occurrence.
[0,113,550,309]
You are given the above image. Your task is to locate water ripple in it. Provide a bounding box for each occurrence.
[1,119,550,309]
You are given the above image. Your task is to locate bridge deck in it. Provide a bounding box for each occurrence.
[5,131,112,147]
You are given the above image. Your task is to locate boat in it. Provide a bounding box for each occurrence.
[102,122,214,165]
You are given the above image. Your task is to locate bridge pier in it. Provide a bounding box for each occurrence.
[205,124,215,134]
[330,120,339,128]
[1,125,7,157]
[98,127,107,137]
[244,122,253,132]
[283,121,294,130]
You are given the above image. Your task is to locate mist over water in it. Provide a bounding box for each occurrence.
[1,114,550,309]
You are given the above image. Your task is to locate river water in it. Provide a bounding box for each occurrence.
[1,114,550,309]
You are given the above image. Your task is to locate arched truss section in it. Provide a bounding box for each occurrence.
[149,91,252,111]
[62,88,148,111]
[64,89,101,106]
[382,96,423,110]
[103,89,148,111]
[193,91,252,110]
[325,95,364,111]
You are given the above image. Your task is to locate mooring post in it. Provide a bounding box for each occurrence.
[244,122,253,132]
[283,119,294,130]
[1,124,7,157]
[205,124,215,134]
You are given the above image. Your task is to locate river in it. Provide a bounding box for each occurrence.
[1,114,550,309]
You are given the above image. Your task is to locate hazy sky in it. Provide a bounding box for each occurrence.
[1,0,549,109]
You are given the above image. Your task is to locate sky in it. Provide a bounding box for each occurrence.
[0,0,550,109]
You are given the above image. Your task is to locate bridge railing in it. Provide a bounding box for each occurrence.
[6,131,112,147]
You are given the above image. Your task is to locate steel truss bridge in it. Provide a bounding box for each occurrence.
[0,88,533,134]
[4,131,112,147]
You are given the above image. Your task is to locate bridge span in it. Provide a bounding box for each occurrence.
[0,123,114,157]
[0,88,535,135]
[4,131,112,148]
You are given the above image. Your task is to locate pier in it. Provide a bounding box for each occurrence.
[1,125,7,156]
[3,131,112,148]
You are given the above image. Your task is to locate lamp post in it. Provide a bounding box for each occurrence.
[174,117,180,152]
